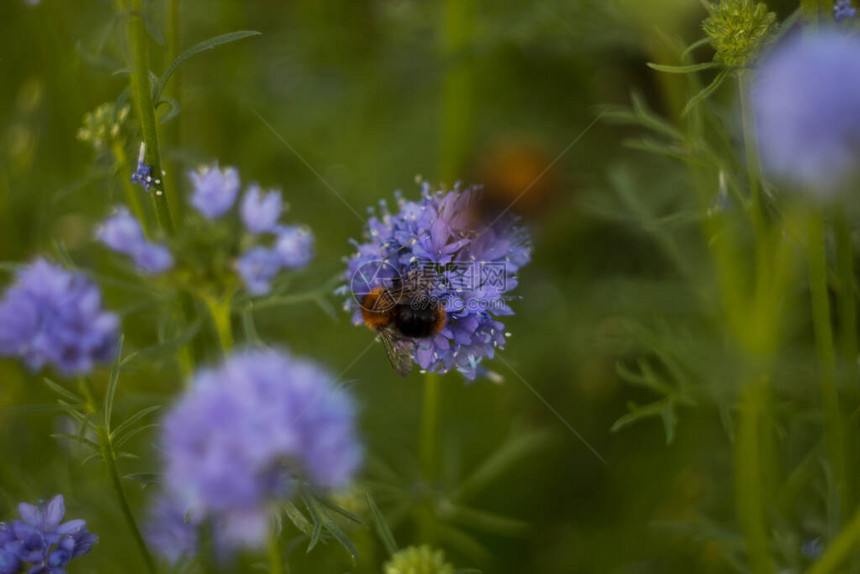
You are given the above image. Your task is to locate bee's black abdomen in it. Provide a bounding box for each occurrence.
[394,301,442,339]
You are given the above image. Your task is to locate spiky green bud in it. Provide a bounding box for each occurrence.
[702,0,777,67]
[77,103,130,150]
[383,546,455,574]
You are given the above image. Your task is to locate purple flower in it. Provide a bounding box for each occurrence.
[189,164,240,219]
[835,0,856,22]
[161,349,362,549]
[236,247,282,295]
[342,184,531,380]
[241,185,283,234]
[0,495,97,574]
[96,207,173,275]
[0,260,119,376]
[275,225,314,268]
[752,32,860,197]
[144,495,200,566]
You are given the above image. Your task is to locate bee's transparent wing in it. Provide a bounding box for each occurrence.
[377,328,414,377]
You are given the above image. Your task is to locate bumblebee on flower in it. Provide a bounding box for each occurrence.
[342,182,531,380]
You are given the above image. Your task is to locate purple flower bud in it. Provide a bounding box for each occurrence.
[241,185,283,234]
[275,225,314,268]
[236,247,282,295]
[189,164,240,219]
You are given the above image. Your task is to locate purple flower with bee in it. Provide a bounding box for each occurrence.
[341,183,531,380]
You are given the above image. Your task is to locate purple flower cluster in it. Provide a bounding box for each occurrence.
[342,184,531,380]
[159,349,362,549]
[96,207,173,274]
[187,163,315,295]
[835,0,856,22]
[0,260,119,376]
[752,31,860,197]
[0,495,97,574]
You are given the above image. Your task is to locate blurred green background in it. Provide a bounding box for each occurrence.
[0,0,808,572]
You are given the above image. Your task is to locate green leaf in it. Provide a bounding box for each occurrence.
[110,405,162,441]
[43,378,82,404]
[51,433,99,451]
[302,493,324,552]
[113,423,159,449]
[311,496,359,564]
[681,37,711,58]
[681,69,731,118]
[123,473,160,487]
[313,494,363,525]
[451,431,551,503]
[366,493,398,556]
[283,503,315,537]
[610,398,676,440]
[446,504,530,537]
[155,31,261,101]
[647,61,722,74]
[104,335,125,430]
[156,97,181,124]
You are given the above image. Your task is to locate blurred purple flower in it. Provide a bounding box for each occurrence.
[96,207,173,274]
[0,260,119,376]
[342,184,531,380]
[0,495,97,574]
[161,349,362,549]
[144,495,200,566]
[236,247,282,295]
[189,164,240,219]
[241,185,283,234]
[752,31,860,196]
[275,225,314,268]
[835,0,856,22]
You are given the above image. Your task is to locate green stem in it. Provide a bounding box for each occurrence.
[163,0,184,226]
[203,294,234,353]
[736,377,774,574]
[809,503,860,574]
[79,379,157,574]
[417,372,440,542]
[268,526,284,574]
[834,211,858,377]
[439,0,476,182]
[121,0,175,236]
[801,0,828,25]
[808,211,849,524]
[738,70,767,241]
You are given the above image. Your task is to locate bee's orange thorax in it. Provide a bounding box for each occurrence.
[361,288,394,330]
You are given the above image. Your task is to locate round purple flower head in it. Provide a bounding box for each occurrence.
[0,260,119,376]
[0,494,97,574]
[189,163,241,219]
[342,183,531,380]
[96,207,173,274]
[161,349,362,548]
[752,31,860,197]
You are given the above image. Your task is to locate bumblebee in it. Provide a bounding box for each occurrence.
[361,280,447,377]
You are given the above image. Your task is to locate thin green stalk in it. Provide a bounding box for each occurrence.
[163,0,184,225]
[439,0,476,182]
[268,527,284,574]
[418,372,441,542]
[736,377,774,574]
[801,0,828,25]
[79,379,157,574]
[738,70,768,241]
[121,0,174,236]
[834,210,858,377]
[808,211,849,523]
